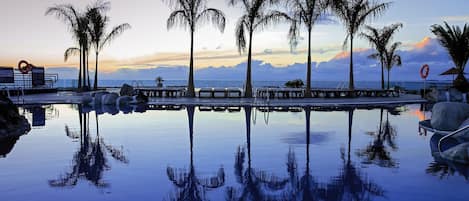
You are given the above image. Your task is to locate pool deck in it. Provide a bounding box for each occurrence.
[11,92,427,107]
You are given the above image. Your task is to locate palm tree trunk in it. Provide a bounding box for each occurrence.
[244,106,251,169]
[349,35,355,90]
[86,52,91,89]
[187,30,195,97]
[348,109,354,162]
[94,52,99,90]
[387,69,390,90]
[82,47,87,90]
[78,48,82,89]
[245,31,254,98]
[305,29,312,98]
[381,61,385,90]
[305,108,311,171]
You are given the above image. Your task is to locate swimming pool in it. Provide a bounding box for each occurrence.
[1,104,468,201]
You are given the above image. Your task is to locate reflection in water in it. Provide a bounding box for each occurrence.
[324,110,385,201]
[226,107,289,201]
[283,108,324,201]
[166,106,225,201]
[357,109,398,168]
[427,133,469,180]
[49,106,128,188]
[0,137,20,158]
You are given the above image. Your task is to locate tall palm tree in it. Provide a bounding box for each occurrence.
[165,0,226,97]
[431,22,469,92]
[331,0,391,90]
[230,0,290,98]
[383,41,402,89]
[46,5,85,89]
[87,1,131,90]
[287,0,330,98]
[361,23,402,89]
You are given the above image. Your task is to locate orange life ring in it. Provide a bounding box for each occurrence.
[420,64,430,79]
[18,60,32,74]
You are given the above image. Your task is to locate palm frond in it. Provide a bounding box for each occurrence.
[196,8,226,32]
[100,23,131,50]
[167,10,189,30]
[64,47,80,62]
[254,10,291,32]
[431,22,469,71]
[235,16,248,54]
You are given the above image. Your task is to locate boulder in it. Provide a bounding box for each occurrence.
[0,94,31,138]
[117,96,133,106]
[431,102,469,131]
[102,93,119,105]
[449,88,463,102]
[441,142,469,164]
[93,92,109,105]
[82,94,93,105]
[134,91,148,103]
[120,84,134,96]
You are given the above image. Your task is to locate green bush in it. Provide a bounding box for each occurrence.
[285,79,304,88]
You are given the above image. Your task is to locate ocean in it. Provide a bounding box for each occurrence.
[54,79,452,91]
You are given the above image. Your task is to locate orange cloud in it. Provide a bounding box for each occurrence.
[414,37,432,49]
[332,48,369,60]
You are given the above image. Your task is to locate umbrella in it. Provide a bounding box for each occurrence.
[439,67,466,80]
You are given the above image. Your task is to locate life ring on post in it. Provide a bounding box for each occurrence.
[420,64,430,79]
[18,60,32,74]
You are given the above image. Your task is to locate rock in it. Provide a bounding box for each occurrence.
[441,142,469,164]
[117,96,133,105]
[102,104,119,115]
[431,102,469,131]
[82,94,93,105]
[93,92,109,105]
[0,94,31,139]
[450,88,463,102]
[134,91,148,103]
[120,84,134,96]
[102,93,119,105]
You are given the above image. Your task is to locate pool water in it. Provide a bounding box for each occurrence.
[1,104,468,201]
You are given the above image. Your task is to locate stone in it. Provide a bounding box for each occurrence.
[82,94,93,105]
[134,91,148,103]
[102,93,119,105]
[117,96,133,106]
[431,102,469,131]
[93,92,109,105]
[120,84,134,96]
[441,142,469,164]
[449,88,463,102]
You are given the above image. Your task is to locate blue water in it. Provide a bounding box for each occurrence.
[54,79,452,91]
[1,104,468,201]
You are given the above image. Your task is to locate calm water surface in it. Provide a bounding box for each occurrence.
[1,104,468,201]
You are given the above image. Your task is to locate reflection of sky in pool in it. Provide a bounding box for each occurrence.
[1,104,468,201]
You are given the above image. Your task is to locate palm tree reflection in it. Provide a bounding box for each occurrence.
[49,105,128,188]
[283,108,323,201]
[356,108,398,168]
[226,106,289,201]
[323,109,385,201]
[166,106,225,201]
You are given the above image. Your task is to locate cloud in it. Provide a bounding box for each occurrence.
[441,15,469,23]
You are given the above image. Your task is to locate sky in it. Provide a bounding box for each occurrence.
[0,0,468,78]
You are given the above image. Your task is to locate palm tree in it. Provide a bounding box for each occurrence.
[87,1,131,90]
[431,22,469,92]
[229,0,290,98]
[165,0,226,97]
[361,23,402,89]
[64,47,81,87]
[383,41,402,89]
[331,0,391,90]
[286,0,330,98]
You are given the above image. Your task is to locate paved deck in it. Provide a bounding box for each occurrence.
[11,92,427,107]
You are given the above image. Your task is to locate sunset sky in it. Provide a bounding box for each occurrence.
[0,0,468,73]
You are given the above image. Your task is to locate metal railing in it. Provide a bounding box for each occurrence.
[438,125,469,152]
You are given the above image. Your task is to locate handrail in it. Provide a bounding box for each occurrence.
[438,125,469,152]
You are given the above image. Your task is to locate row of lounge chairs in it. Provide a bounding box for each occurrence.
[136,86,400,99]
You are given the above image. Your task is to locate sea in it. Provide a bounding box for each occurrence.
[54,79,452,91]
